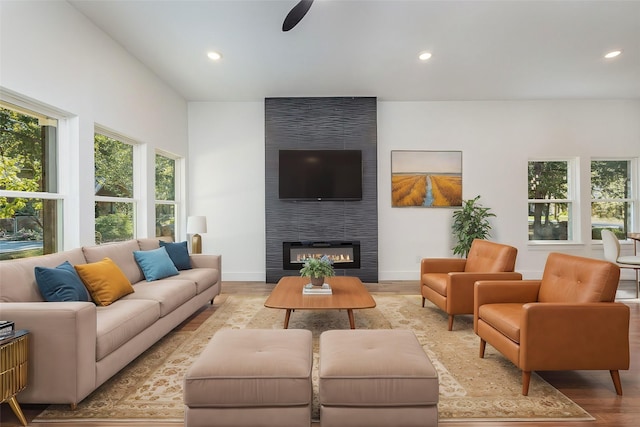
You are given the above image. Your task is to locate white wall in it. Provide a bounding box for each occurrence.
[188,102,265,280]
[189,100,640,282]
[378,101,640,279]
[1,0,188,247]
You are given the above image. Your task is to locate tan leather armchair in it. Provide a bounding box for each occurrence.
[420,239,521,331]
[474,252,630,396]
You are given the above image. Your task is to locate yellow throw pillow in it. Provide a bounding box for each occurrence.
[75,257,134,306]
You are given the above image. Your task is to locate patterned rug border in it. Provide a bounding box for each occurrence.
[34,293,594,423]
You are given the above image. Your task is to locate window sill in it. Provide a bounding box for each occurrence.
[527,241,585,250]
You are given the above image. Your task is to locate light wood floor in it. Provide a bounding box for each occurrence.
[2,280,638,427]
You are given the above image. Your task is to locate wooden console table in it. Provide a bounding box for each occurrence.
[1,330,29,426]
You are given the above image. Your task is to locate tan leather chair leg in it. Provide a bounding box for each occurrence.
[479,339,486,358]
[522,371,531,396]
[610,370,623,395]
[421,297,425,307]
[448,314,454,331]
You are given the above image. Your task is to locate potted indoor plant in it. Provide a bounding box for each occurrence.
[451,195,496,258]
[299,255,335,286]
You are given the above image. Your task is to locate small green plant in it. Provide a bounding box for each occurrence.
[299,255,335,278]
[451,195,496,258]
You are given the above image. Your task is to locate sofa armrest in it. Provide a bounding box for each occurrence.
[190,253,221,273]
[520,302,630,371]
[0,302,97,405]
[420,258,466,276]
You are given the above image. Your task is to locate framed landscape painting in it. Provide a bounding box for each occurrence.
[391,150,462,207]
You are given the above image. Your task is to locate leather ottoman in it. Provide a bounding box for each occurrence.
[184,328,313,427]
[319,330,439,427]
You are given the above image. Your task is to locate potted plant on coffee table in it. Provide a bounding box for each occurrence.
[300,255,335,286]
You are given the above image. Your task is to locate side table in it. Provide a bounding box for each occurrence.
[1,329,29,426]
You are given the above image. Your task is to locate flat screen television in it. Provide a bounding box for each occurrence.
[279,149,362,200]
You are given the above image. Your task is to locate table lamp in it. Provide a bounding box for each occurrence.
[186,216,207,254]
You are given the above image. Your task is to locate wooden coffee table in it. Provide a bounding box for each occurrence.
[264,276,376,329]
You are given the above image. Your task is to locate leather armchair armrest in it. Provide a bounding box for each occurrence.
[520,302,630,371]
[447,272,523,313]
[420,258,466,275]
[475,280,540,306]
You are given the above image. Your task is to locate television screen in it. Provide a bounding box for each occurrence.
[279,150,362,200]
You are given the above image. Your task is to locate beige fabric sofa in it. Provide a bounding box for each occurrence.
[0,238,221,407]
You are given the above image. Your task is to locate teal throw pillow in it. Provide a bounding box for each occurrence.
[133,247,179,281]
[159,240,192,270]
[35,261,91,302]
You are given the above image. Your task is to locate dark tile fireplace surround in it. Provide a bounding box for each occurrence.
[265,97,378,283]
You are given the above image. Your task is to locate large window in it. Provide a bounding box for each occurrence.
[155,153,177,241]
[0,102,61,260]
[528,160,574,241]
[94,132,135,244]
[591,160,634,240]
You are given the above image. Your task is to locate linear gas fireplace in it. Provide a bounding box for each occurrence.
[283,241,361,270]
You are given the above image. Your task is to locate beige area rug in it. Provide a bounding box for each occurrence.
[34,294,593,423]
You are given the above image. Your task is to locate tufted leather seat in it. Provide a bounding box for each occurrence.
[474,252,630,395]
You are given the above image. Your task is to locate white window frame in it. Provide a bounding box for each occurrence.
[527,158,579,244]
[0,93,69,254]
[154,150,182,239]
[94,126,140,242]
[590,157,638,242]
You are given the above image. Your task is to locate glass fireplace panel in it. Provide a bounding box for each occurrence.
[283,241,361,270]
[290,247,354,265]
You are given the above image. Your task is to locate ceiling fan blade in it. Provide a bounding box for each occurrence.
[282,0,314,32]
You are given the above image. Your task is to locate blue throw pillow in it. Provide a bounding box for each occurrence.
[133,247,179,281]
[159,240,192,270]
[35,261,91,302]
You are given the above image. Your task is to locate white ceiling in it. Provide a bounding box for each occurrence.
[68,0,640,102]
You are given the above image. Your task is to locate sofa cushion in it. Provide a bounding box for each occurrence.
[159,240,192,270]
[0,248,86,302]
[82,240,144,284]
[95,298,160,361]
[133,247,179,281]
[34,261,91,302]
[174,268,219,294]
[75,258,135,306]
[123,279,196,317]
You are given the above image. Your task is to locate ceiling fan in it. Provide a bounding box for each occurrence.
[282,0,314,31]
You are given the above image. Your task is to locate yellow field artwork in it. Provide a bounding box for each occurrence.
[391,150,463,207]
[392,174,426,206]
[392,174,462,207]
[430,175,462,206]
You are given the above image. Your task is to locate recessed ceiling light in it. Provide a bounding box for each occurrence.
[418,52,432,61]
[604,50,621,59]
[207,51,222,61]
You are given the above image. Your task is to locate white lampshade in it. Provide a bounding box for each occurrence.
[186,216,207,234]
